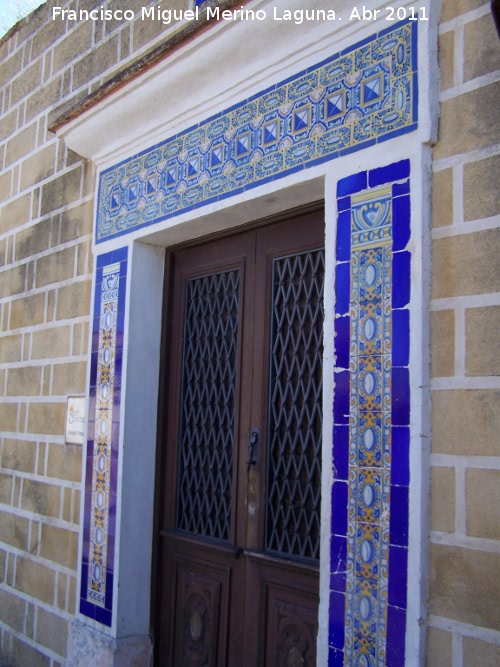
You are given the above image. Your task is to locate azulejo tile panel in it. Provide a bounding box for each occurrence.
[96,20,417,242]
[330,161,411,666]
[80,248,128,627]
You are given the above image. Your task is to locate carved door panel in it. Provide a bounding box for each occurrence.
[156,210,324,666]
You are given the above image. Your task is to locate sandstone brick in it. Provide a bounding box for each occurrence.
[432,389,500,456]
[0,588,27,634]
[72,35,118,90]
[53,21,93,74]
[430,466,455,533]
[0,193,32,234]
[463,637,500,667]
[35,246,75,287]
[10,293,46,329]
[21,478,61,518]
[0,472,13,504]
[0,403,18,431]
[40,168,82,217]
[434,83,500,160]
[31,12,68,60]
[10,59,43,106]
[52,361,87,395]
[133,11,175,52]
[0,108,17,142]
[0,548,6,582]
[14,219,52,260]
[19,144,57,191]
[432,229,500,299]
[1,438,37,474]
[0,171,11,207]
[0,49,23,87]
[431,310,455,377]
[40,523,78,571]
[0,512,29,551]
[430,544,500,629]
[466,305,500,376]
[31,326,71,359]
[56,281,91,320]
[0,334,22,362]
[466,468,500,540]
[464,13,500,82]
[441,0,487,22]
[26,76,64,124]
[15,557,55,606]
[5,123,37,167]
[60,201,93,243]
[6,366,42,396]
[432,168,453,228]
[0,264,26,298]
[47,443,82,483]
[439,31,454,91]
[10,635,50,667]
[35,607,68,657]
[26,401,66,436]
[464,154,500,222]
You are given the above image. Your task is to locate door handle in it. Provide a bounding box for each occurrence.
[246,427,259,472]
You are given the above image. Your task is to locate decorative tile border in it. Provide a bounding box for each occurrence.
[96,20,417,243]
[80,248,128,627]
[330,160,411,666]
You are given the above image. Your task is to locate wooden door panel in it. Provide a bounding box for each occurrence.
[156,209,324,666]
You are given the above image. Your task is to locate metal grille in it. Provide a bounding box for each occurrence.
[266,249,324,560]
[177,270,240,541]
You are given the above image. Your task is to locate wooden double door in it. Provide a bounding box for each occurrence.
[155,209,325,666]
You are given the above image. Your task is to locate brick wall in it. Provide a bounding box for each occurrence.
[0,1,188,664]
[428,1,500,665]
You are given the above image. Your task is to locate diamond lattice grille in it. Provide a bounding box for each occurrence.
[177,270,240,541]
[266,249,324,560]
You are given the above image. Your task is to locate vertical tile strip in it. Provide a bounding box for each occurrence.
[330,162,410,666]
[80,248,128,627]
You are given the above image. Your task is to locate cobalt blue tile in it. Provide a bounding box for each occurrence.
[393,179,410,197]
[339,138,376,157]
[330,536,347,592]
[333,425,349,481]
[113,352,123,388]
[112,246,128,263]
[331,481,348,537]
[79,597,96,621]
[335,263,350,315]
[390,485,409,547]
[378,18,408,38]
[337,196,351,212]
[383,123,418,142]
[412,72,418,119]
[392,251,411,308]
[97,252,112,270]
[337,170,367,198]
[328,591,346,649]
[386,604,406,667]
[94,604,112,627]
[392,367,410,426]
[335,315,350,369]
[388,545,408,609]
[336,210,351,262]
[393,195,411,251]
[80,562,89,599]
[333,370,350,425]
[369,159,410,188]
[391,427,410,487]
[392,309,410,367]
[329,647,345,667]
[81,527,91,561]
[105,570,114,610]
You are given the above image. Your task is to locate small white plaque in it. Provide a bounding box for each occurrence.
[65,396,86,445]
